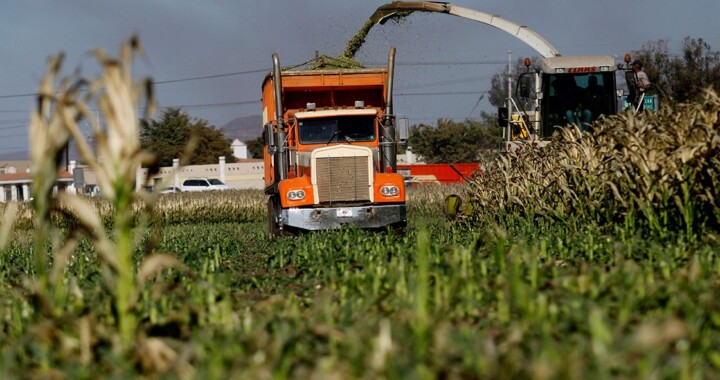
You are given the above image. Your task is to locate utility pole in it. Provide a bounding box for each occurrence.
[506,51,513,141]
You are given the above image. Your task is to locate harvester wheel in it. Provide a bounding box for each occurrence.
[445,194,463,219]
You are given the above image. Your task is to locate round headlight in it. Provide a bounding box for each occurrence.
[287,189,305,201]
[381,186,398,197]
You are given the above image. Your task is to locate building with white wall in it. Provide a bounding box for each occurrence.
[0,161,73,201]
[3,151,419,199]
[138,156,265,191]
[231,139,249,160]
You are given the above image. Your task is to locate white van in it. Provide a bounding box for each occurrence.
[180,178,230,192]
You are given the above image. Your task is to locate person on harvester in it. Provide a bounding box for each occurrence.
[630,60,652,112]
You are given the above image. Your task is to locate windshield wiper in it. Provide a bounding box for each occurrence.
[326,130,338,145]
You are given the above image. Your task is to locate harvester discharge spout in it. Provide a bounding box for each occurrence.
[369,1,561,58]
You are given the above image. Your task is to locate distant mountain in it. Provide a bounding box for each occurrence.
[218,115,263,143]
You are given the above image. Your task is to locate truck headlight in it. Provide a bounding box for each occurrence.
[287,189,306,200]
[380,185,399,197]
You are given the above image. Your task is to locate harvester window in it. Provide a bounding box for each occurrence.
[298,116,376,144]
[543,72,615,131]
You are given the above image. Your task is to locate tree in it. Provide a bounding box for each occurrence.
[633,37,720,103]
[629,39,672,97]
[488,58,538,108]
[409,117,502,163]
[245,135,264,159]
[671,37,720,101]
[140,108,235,166]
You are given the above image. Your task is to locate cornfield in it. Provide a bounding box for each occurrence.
[468,89,720,239]
[0,38,718,378]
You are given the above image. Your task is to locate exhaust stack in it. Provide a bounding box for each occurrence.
[272,53,289,182]
[381,46,397,173]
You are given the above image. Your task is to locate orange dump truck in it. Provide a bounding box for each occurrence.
[262,48,408,235]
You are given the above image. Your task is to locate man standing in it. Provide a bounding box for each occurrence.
[631,60,651,112]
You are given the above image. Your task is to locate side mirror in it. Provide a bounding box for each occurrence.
[517,73,534,99]
[520,76,533,98]
[497,107,508,128]
[263,123,275,147]
[396,117,409,147]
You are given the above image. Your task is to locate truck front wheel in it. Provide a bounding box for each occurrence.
[267,196,295,237]
[267,196,281,236]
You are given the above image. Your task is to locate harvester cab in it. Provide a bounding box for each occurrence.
[507,55,620,145]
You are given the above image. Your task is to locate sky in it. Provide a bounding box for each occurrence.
[1,0,719,158]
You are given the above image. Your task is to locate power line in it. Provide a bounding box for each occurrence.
[398,74,492,91]
[0,68,271,99]
[0,124,27,131]
[0,132,29,139]
[0,60,506,99]
[0,93,35,99]
[396,91,487,96]
[407,116,480,123]
[152,68,270,85]
[371,60,506,66]
[0,89,486,134]
[157,100,259,109]
[0,119,30,125]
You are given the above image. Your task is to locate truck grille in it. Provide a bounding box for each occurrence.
[315,155,371,203]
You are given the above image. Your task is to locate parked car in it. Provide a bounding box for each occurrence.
[180,178,230,192]
[159,186,182,194]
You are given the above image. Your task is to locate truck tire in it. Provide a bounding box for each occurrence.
[391,221,407,236]
[267,196,281,236]
[267,196,295,237]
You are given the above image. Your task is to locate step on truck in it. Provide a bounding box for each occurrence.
[262,48,409,235]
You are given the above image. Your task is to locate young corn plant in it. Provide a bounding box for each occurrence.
[28,36,184,360]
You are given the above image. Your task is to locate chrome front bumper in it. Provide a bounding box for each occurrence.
[282,204,406,231]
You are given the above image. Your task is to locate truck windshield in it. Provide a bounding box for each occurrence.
[297,116,376,144]
[542,72,616,128]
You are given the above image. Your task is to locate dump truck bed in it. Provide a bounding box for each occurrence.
[261,68,389,124]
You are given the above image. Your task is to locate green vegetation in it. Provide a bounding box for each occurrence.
[633,37,720,104]
[1,184,718,378]
[343,18,376,59]
[469,89,720,238]
[1,37,719,379]
[245,135,265,159]
[141,107,235,166]
[410,117,502,163]
[342,9,414,60]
